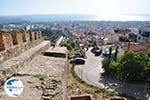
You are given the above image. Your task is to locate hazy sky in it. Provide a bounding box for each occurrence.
[0,0,150,15]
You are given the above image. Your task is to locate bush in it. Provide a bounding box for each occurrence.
[61,39,81,59]
[102,58,112,75]
[103,52,150,82]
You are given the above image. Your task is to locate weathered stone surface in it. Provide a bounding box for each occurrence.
[19,55,65,77]
[0,30,67,100]
[0,33,5,51]
[2,33,13,49]
[42,95,51,100]
[0,30,43,63]
[41,79,62,100]
[16,50,66,100]
[0,41,50,82]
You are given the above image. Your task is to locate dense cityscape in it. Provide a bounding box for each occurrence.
[0,0,150,100]
[0,16,150,100]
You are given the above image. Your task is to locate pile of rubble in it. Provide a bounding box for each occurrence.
[37,78,62,100]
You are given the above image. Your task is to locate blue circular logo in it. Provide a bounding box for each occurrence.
[4,77,24,97]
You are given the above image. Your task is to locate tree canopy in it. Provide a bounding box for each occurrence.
[103,51,150,82]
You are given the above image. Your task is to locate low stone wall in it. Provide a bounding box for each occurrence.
[0,41,51,83]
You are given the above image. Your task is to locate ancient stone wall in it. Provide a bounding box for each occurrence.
[0,33,5,51]
[2,32,13,49]
[0,29,43,63]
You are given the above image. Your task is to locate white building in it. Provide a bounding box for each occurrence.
[137,27,150,43]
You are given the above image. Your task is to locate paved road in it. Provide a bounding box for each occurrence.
[75,48,150,100]
[75,48,105,88]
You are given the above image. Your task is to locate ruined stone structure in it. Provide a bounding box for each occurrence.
[0,29,50,82]
[0,29,42,63]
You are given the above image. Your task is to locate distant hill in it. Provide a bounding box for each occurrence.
[0,16,29,24]
[0,14,96,24]
[0,14,150,24]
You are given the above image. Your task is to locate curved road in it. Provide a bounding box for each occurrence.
[74,48,150,100]
[75,48,105,88]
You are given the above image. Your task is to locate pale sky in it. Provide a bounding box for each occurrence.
[0,0,150,15]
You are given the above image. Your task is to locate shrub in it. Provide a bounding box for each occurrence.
[103,51,150,82]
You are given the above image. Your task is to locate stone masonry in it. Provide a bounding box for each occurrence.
[0,29,43,63]
[0,29,50,83]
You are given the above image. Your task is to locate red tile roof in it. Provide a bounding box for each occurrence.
[122,43,150,53]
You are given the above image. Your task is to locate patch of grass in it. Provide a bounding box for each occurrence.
[34,74,47,81]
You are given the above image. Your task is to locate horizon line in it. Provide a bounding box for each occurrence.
[0,13,150,16]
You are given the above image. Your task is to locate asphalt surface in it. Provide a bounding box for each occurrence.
[75,48,105,88]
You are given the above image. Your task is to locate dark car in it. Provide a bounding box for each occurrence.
[69,57,85,65]
[95,49,102,56]
[91,47,102,56]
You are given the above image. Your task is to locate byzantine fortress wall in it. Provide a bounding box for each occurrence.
[0,29,50,81]
[0,29,43,62]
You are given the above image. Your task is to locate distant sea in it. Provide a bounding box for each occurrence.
[0,14,150,23]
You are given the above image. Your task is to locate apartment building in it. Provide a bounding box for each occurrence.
[137,27,150,42]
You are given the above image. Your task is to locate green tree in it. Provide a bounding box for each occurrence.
[118,52,149,81]
[103,51,150,82]
[60,39,81,59]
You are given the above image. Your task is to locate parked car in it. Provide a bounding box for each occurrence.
[72,55,84,59]
[95,49,102,56]
[91,47,102,56]
[102,48,109,57]
[69,57,85,65]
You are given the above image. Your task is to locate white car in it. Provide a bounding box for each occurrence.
[102,48,110,57]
